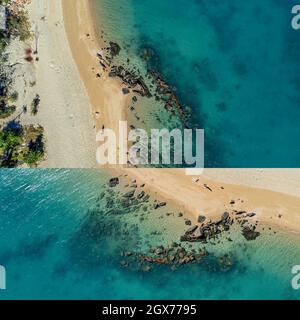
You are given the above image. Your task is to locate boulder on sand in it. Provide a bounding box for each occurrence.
[198,215,206,223]
[154,202,167,209]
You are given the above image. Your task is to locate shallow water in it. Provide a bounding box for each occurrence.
[0,170,299,300]
[95,0,300,167]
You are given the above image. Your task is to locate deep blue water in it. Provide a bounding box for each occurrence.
[97,0,300,167]
[0,170,299,300]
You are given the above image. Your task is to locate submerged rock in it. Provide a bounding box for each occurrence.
[186,225,198,234]
[123,190,135,198]
[181,211,235,243]
[242,226,260,241]
[142,265,151,272]
[181,226,205,242]
[193,227,205,239]
[137,191,145,199]
[108,177,119,188]
[143,194,150,201]
[109,41,121,57]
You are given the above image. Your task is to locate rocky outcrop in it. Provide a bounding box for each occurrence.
[136,244,208,266]
[109,42,121,57]
[108,65,151,97]
[123,190,135,198]
[242,226,260,241]
[180,210,261,243]
[108,177,119,188]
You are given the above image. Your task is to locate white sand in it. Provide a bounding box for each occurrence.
[203,169,300,198]
[11,0,98,167]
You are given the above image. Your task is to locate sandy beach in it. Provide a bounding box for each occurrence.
[23,0,300,234]
[7,0,97,167]
[62,0,131,138]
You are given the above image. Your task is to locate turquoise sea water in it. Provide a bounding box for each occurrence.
[1,0,300,301]
[95,0,300,167]
[0,170,299,300]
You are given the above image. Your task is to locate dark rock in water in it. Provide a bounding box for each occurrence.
[203,223,219,237]
[143,194,150,201]
[181,212,233,243]
[186,225,198,234]
[120,260,128,267]
[123,190,135,198]
[122,88,130,95]
[218,254,234,271]
[133,78,152,97]
[109,65,151,97]
[137,191,145,199]
[108,177,119,188]
[132,96,138,102]
[221,212,230,221]
[185,220,192,226]
[109,70,117,77]
[214,219,223,226]
[223,224,230,231]
[180,226,205,242]
[154,202,167,209]
[124,251,133,257]
[142,265,151,272]
[242,226,260,241]
[109,41,121,56]
[178,212,183,218]
[155,247,165,255]
[169,255,176,262]
[171,241,179,248]
[198,215,206,223]
[136,241,209,267]
[193,227,205,240]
